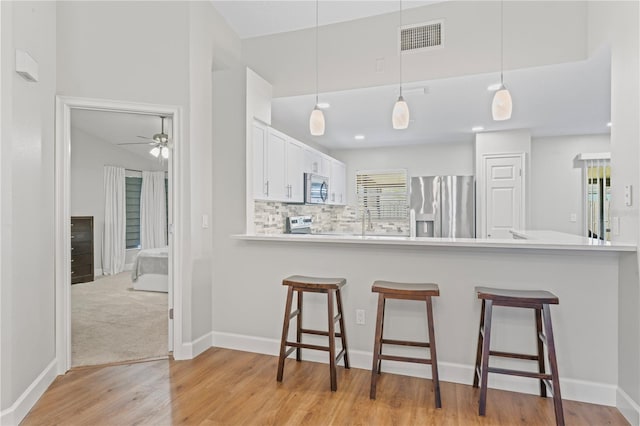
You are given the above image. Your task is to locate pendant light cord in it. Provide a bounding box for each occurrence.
[500,0,504,85]
[399,0,403,97]
[315,0,319,105]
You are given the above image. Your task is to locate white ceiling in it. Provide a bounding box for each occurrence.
[211,0,440,39]
[272,47,611,150]
[71,109,172,166]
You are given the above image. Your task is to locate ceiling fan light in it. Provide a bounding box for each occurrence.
[392,96,410,130]
[309,106,325,136]
[492,86,513,121]
[161,146,170,159]
[150,146,161,158]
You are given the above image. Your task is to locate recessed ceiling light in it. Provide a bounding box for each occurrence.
[317,102,330,109]
[606,122,612,127]
[354,134,365,140]
[472,126,485,132]
[487,83,502,91]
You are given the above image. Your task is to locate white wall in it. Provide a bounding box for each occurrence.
[69,126,166,272]
[243,1,588,97]
[530,134,610,235]
[331,141,474,206]
[0,0,57,420]
[56,0,216,347]
[587,1,640,422]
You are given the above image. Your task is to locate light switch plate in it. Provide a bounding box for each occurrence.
[202,214,209,229]
[624,185,632,206]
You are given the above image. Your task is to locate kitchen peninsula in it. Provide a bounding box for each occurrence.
[227,231,637,414]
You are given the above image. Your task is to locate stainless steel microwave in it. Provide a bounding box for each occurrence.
[304,173,329,204]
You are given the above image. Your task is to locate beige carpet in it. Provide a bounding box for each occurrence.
[71,272,168,367]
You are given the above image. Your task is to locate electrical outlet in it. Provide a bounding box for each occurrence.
[356,309,365,325]
[569,213,577,223]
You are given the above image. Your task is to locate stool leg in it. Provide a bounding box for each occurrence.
[478,299,493,416]
[327,289,337,392]
[543,304,565,426]
[535,308,547,397]
[336,288,350,369]
[472,299,486,388]
[426,296,442,408]
[370,293,385,399]
[377,297,386,374]
[296,290,303,362]
[277,286,295,382]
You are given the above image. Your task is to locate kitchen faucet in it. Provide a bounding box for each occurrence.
[362,208,374,236]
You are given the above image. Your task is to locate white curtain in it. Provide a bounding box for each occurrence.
[102,166,126,275]
[140,171,167,249]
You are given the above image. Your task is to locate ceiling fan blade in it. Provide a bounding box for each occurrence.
[117,142,156,145]
[137,135,154,141]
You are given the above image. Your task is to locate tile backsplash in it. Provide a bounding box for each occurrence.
[254,201,410,235]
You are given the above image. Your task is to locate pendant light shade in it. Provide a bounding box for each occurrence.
[161,146,170,159]
[492,0,512,121]
[392,95,410,129]
[309,106,325,136]
[150,146,161,158]
[491,85,512,121]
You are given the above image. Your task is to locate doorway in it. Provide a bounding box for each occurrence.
[55,97,183,373]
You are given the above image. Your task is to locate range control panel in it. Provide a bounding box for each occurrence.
[286,216,312,234]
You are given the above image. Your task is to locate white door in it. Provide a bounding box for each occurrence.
[484,155,524,238]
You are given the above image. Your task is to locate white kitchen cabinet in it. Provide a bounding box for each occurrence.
[253,121,305,203]
[329,159,346,205]
[286,139,305,203]
[304,148,321,174]
[252,121,268,199]
[266,128,287,201]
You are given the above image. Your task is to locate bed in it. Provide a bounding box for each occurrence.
[131,247,169,292]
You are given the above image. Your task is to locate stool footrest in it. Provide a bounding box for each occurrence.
[379,353,432,365]
[381,338,430,348]
[286,341,329,352]
[284,347,296,358]
[488,366,552,380]
[490,350,539,361]
[300,328,343,338]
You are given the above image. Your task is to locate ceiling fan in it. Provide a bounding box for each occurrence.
[117,116,172,159]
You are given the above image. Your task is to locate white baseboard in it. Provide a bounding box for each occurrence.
[95,268,102,276]
[211,331,617,407]
[178,332,213,360]
[0,359,57,426]
[617,387,640,425]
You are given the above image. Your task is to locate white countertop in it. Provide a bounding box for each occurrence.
[232,232,636,252]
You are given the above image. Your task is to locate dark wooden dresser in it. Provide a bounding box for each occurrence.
[71,216,94,284]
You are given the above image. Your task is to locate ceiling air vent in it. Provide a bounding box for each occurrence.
[400,20,444,52]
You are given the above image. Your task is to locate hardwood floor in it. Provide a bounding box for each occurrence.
[23,348,627,425]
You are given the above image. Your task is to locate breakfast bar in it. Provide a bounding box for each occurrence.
[224,233,637,411]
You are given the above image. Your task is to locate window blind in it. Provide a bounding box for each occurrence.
[356,169,408,220]
[578,153,611,241]
[125,176,142,249]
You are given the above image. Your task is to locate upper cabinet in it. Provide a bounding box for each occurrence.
[329,159,346,205]
[253,121,304,203]
[253,120,345,205]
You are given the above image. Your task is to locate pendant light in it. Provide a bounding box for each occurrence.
[392,0,409,130]
[492,0,512,121]
[309,0,325,136]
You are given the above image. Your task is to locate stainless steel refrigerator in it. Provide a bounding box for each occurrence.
[409,176,475,238]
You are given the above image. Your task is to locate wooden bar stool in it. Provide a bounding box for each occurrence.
[276,275,350,391]
[472,286,564,425]
[370,281,441,408]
